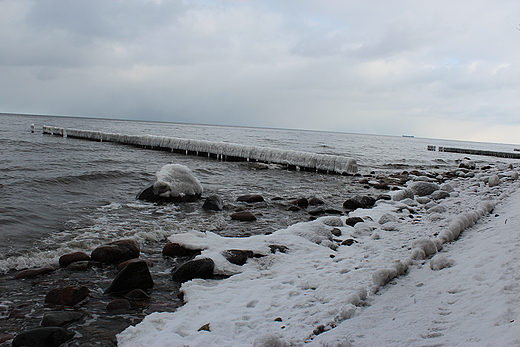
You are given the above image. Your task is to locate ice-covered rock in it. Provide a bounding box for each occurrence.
[137,164,203,203]
[488,175,500,187]
[392,188,414,201]
[430,254,454,270]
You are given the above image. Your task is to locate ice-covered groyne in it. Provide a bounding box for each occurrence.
[42,126,358,175]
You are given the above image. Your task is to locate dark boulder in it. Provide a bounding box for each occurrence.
[172,258,215,282]
[91,239,140,265]
[202,195,224,211]
[308,208,325,216]
[15,266,56,279]
[231,211,257,221]
[41,312,83,327]
[45,286,90,306]
[269,245,288,254]
[222,250,255,266]
[291,198,309,207]
[12,327,74,347]
[308,197,324,205]
[137,184,202,203]
[237,194,264,203]
[59,252,91,268]
[66,261,91,272]
[124,289,150,301]
[106,299,132,311]
[104,259,154,294]
[346,217,364,227]
[343,195,376,210]
[162,242,202,258]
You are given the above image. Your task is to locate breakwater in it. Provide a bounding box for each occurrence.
[427,145,520,159]
[41,126,358,175]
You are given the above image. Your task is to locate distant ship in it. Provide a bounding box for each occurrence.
[402,135,415,138]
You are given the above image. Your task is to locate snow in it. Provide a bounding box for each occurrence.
[42,126,358,174]
[118,165,520,346]
[154,164,203,198]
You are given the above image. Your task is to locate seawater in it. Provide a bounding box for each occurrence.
[1,113,519,271]
[2,113,519,344]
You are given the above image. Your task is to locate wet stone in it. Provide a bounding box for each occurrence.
[45,286,90,306]
[106,299,132,311]
[105,259,154,294]
[91,239,140,265]
[41,311,84,327]
[172,258,215,283]
[162,242,202,258]
[59,252,91,268]
[15,267,56,279]
[230,211,257,221]
[12,327,74,347]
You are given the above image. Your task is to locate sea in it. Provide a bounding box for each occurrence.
[1,112,519,344]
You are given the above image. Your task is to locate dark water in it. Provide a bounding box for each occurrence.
[1,113,517,345]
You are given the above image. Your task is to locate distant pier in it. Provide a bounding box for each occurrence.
[428,145,520,159]
[41,125,358,175]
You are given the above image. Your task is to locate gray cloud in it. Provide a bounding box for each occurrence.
[1,0,520,144]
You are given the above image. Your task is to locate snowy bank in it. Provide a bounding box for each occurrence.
[118,163,519,347]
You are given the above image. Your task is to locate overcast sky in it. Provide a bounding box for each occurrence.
[2,0,520,144]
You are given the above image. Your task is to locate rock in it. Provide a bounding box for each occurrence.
[331,228,342,237]
[459,159,476,169]
[222,250,255,266]
[45,286,90,306]
[162,242,202,258]
[198,323,211,332]
[488,175,500,187]
[408,181,439,196]
[308,197,324,205]
[308,208,325,216]
[324,208,343,215]
[12,327,74,347]
[41,311,83,327]
[291,198,309,207]
[172,258,215,282]
[430,190,450,200]
[66,261,90,271]
[116,258,153,271]
[137,164,203,203]
[342,195,376,210]
[230,211,257,221]
[376,194,392,201]
[91,239,140,264]
[320,216,344,227]
[237,194,264,203]
[287,206,301,212]
[106,299,132,311]
[345,217,364,227]
[15,266,56,279]
[202,195,224,211]
[268,245,288,253]
[104,259,154,294]
[59,252,91,268]
[124,289,150,301]
[440,183,455,193]
[392,188,414,201]
[378,213,398,224]
[341,239,358,246]
[426,205,447,214]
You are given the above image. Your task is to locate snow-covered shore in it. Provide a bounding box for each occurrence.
[118,163,520,347]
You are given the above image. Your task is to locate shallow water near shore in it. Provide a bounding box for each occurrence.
[1,113,519,344]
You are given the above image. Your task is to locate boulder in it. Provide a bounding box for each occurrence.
[230,211,257,221]
[137,164,203,203]
[15,266,56,279]
[202,195,224,211]
[12,327,74,347]
[430,190,450,200]
[45,286,90,306]
[342,195,376,210]
[41,312,83,327]
[345,217,364,227]
[488,175,500,187]
[392,189,414,201]
[459,159,476,169]
[162,242,202,258]
[268,245,289,254]
[237,194,264,203]
[106,299,132,311]
[172,258,215,282]
[59,252,91,268]
[408,181,439,196]
[222,250,255,266]
[91,239,140,264]
[291,198,309,207]
[308,197,324,205]
[378,213,398,224]
[104,259,154,294]
[124,289,150,301]
[66,261,91,272]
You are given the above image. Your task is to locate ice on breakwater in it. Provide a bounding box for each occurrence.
[42,125,358,175]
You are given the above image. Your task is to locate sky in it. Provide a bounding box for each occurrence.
[2,0,520,144]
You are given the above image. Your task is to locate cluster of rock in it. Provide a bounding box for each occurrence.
[10,239,153,346]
